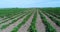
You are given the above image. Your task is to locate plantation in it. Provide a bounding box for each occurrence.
[0,8,60,32]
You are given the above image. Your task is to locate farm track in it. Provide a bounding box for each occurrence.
[36,10,45,32]
[42,12,60,32]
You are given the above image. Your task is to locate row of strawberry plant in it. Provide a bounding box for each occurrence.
[47,12,60,19]
[40,8,60,16]
[3,9,31,21]
[0,10,30,24]
[39,11,56,32]
[11,12,33,32]
[42,11,60,19]
[42,11,60,26]
[42,11,60,20]
[41,8,60,19]
[2,12,21,20]
[28,11,37,32]
[0,8,26,18]
[0,13,23,24]
[0,13,22,23]
[0,11,32,30]
[0,8,29,21]
[0,10,27,21]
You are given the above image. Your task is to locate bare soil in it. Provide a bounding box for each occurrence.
[36,11,45,32]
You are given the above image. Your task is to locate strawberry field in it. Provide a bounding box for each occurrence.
[0,8,60,32]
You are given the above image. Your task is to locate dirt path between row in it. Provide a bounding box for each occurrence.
[43,11,60,21]
[42,12,60,32]
[0,14,25,28]
[1,13,29,32]
[0,13,22,25]
[18,12,34,32]
[36,10,45,32]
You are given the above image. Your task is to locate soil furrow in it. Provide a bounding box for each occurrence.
[43,12,60,32]
[18,13,34,32]
[0,14,25,28]
[1,13,28,32]
[36,11,45,32]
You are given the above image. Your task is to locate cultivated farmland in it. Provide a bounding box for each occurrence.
[0,8,60,32]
